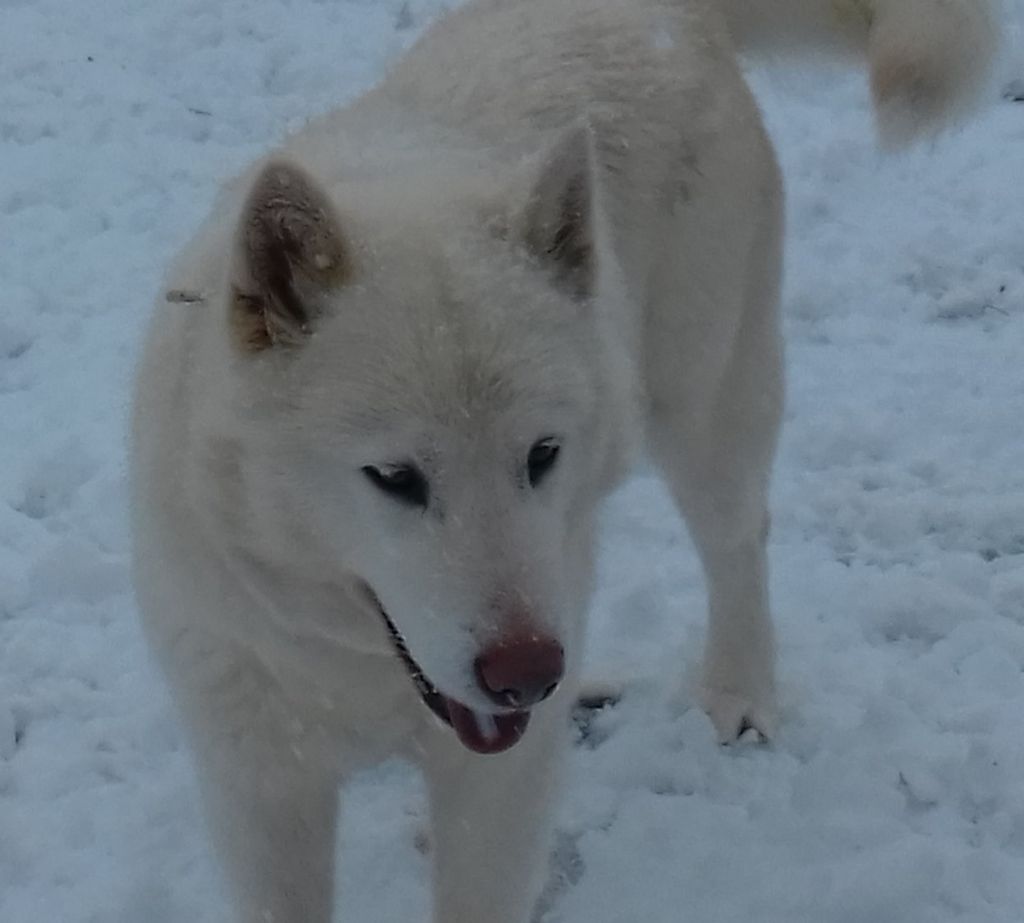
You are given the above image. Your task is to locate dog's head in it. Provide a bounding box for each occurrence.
[196,128,637,752]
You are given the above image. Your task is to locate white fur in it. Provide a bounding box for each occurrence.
[131,1,997,920]
[719,0,997,144]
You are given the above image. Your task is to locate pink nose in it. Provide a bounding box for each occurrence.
[475,635,565,708]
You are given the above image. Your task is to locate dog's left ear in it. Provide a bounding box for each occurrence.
[512,126,596,299]
[230,160,349,351]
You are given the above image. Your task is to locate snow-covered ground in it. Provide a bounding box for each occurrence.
[3,2,1024,921]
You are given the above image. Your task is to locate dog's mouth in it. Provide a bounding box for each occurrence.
[366,590,531,755]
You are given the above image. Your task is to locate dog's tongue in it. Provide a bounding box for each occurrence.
[445,700,530,754]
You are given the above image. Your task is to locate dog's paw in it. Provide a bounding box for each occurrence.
[700,685,777,745]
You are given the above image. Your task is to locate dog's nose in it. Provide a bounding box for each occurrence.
[474,635,565,708]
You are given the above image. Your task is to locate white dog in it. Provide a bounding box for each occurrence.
[131,1,996,920]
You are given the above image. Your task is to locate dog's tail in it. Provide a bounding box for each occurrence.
[716,0,999,146]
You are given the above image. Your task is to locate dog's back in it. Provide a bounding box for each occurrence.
[363,0,996,149]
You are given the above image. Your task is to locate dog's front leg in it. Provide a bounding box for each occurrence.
[174,662,341,923]
[197,758,339,923]
[420,701,570,923]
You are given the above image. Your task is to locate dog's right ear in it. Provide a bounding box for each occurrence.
[230,160,349,351]
[497,125,596,300]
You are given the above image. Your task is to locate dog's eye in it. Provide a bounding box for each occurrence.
[527,438,560,487]
[362,464,429,508]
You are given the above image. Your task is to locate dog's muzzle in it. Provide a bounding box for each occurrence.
[362,585,556,754]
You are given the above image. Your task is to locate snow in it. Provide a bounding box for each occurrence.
[2,1,1024,921]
